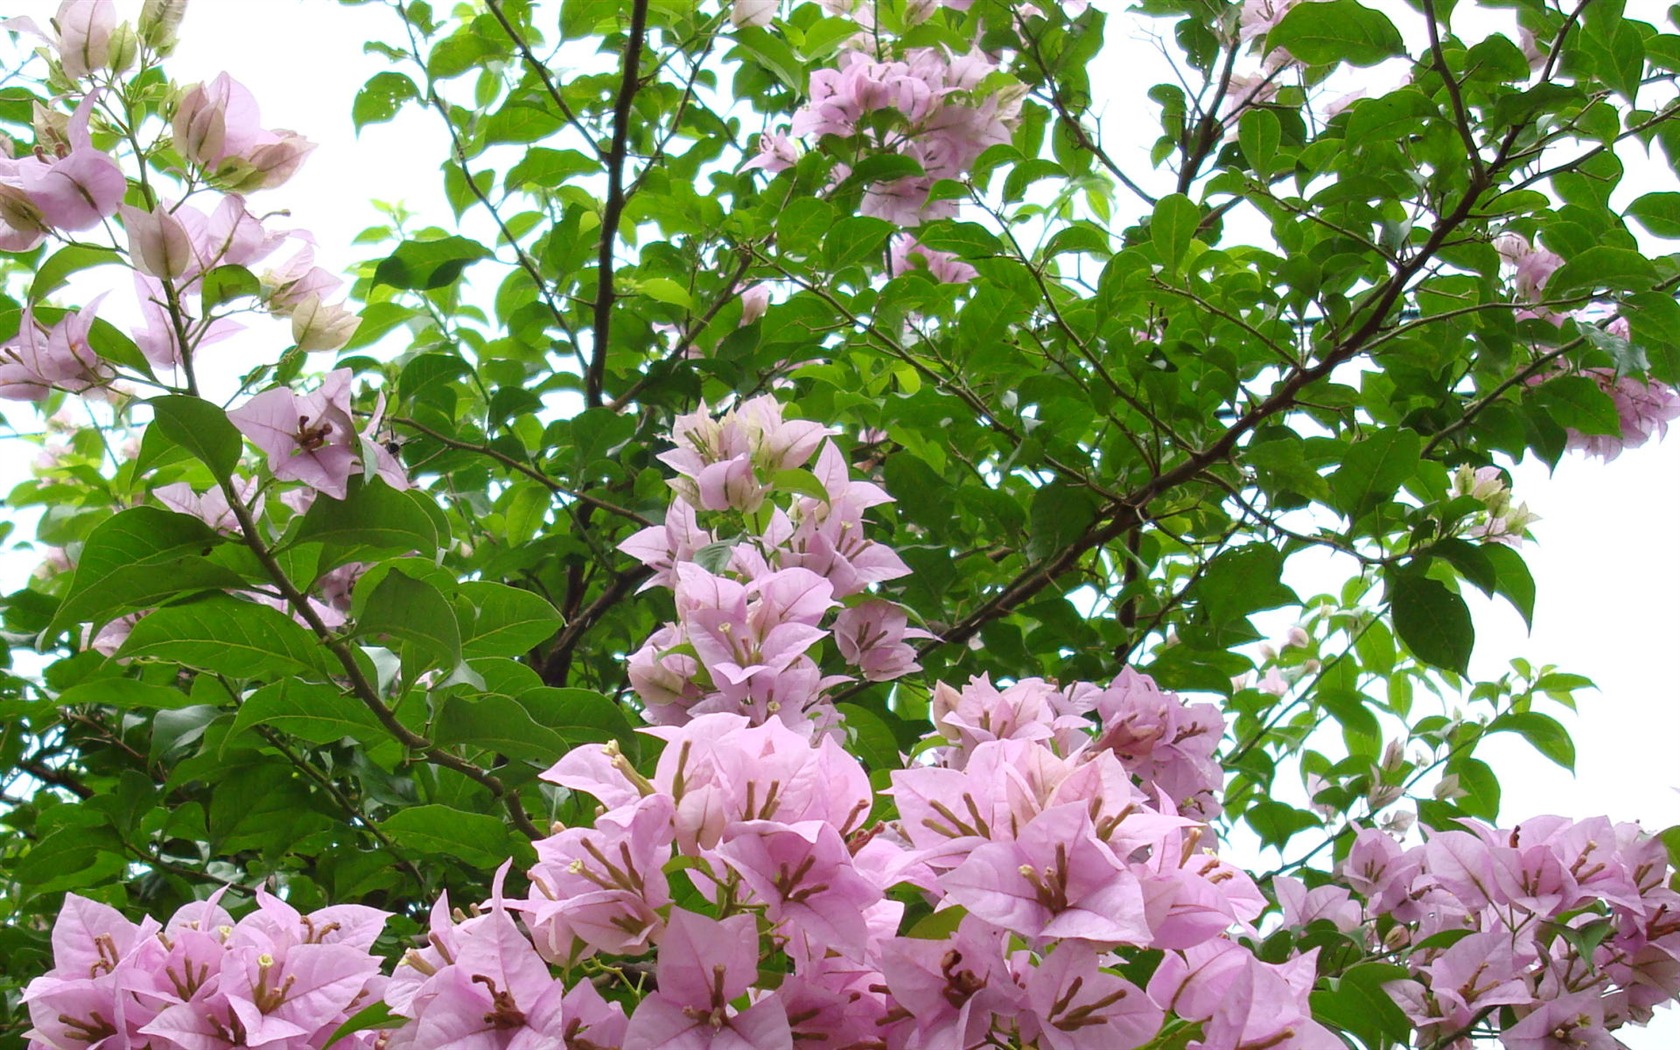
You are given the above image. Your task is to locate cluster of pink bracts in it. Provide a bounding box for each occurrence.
[25,668,1679,1048]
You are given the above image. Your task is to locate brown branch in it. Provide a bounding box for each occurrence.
[587,0,651,406]
[217,479,543,840]
[540,566,653,687]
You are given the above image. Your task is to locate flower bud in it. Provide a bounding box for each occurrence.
[138,0,187,55]
[173,78,228,170]
[120,203,194,280]
[105,22,137,73]
[731,0,776,28]
[290,295,361,353]
[55,0,116,80]
[220,132,314,192]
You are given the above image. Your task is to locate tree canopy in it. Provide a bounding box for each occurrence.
[1,0,1678,1046]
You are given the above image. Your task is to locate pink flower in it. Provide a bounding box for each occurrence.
[229,370,408,500]
[120,202,196,281]
[889,233,977,284]
[173,73,316,191]
[621,910,791,1050]
[0,296,114,401]
[0,94,125,243]
[833,600,930,681]
[731,0,777,28]
[1566,370,1680,461]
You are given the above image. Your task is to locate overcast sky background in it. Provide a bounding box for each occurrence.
[3,0,1677,1042]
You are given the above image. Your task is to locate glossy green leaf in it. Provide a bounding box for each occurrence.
[149,395,244,481]
[1151,193,1199,276]
[49,507,238,634]
[1389,571,1474,675]
[230,679,386,744]
[1267,0,1404,66]
[372,236,492,291]
[458,582,564,658]
[117,595,336,678]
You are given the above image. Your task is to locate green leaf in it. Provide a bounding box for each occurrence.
[1245,800,1320,849]
[1345,89,1438,147]
[1310,963,1413,1048]
[1191,544,1301,626]
[199,265,261,310]
[1546,247,1657,298]
[49,507,240,634]
[231,679,386,744]
[356,569,462,675]
[637,277,694,309]
[1532,375,1621,436]
[353,71,420,130]
[343,302,419,351]
[30,245,123,303]
[431,692,566,762]
[289,477,440,572]
[1489,711,1576,771]
[373,236,492,291]
[1027,483,1100,562]
[325,1002,399,1048]
[1389,571,1474,675]
[1268,0,1404,66]
[1430,539,1496,597]
[380,805,517,868]
[149,395,243,481]
[1481,543,1535,627]
[1329,429,1421,519]
[1150,193,1199,276]
[769,467,830,503]
[117,595,336,678]
[825,216,896,271]
[515,686,637,754]
[1238,109,1280,174]
[1627,191,1680,239]
[732,25,805,92]
[55,678,201,711]
[458,582,564,658]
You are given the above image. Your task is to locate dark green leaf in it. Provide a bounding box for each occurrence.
[380,805,516,868]
[55,678,200,711]
[1389,571,1474,675]
[231,679,386,744]
[1627,191,1680,239]
[1151,193,1199,275]
[373,236,492,291]
[290,477,440,572]
[1488,710,1576,771]
[49,507,237,633]
[458,582,563,658]
[356,569,462,674]
[1310,963,1413,1048]
[149,395,243,481]
[1546,247,1657,298]
[1329,429,1421,519]
[1267,0,1405,66]
[118,595,336,678]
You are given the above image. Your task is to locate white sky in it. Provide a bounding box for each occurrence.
[3,0,1678,1041]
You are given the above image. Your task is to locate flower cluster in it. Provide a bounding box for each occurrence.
[1497,235,1680,460]
[24,891,387,1049]
[1,2,368,466]
[1333,817,1680,1041]
[755,43,1019,227]
[619,395,925,728]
